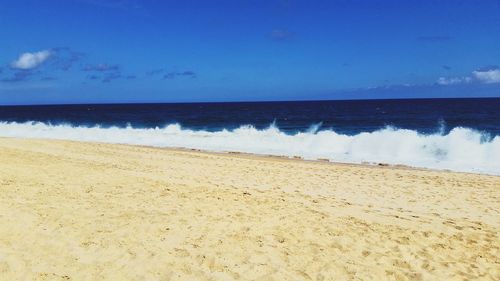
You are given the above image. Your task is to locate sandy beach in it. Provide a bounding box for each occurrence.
[0,137,498,280]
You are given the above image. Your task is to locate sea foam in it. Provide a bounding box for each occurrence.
[0,121,498,175]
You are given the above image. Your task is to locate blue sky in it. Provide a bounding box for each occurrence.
[1,0,500,105]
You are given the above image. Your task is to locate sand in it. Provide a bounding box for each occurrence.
[0,138,498,280]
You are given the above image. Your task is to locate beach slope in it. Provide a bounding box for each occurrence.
[0,138,498,280]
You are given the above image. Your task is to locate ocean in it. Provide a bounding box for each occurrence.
[1,98,499,175]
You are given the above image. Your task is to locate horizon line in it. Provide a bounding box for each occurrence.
[1,96,499,107]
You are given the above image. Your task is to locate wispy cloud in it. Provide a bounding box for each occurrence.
[87,75,100,80]
[475,65,499,72]
[51,47,86,71]
[10,50,53,70]
[102,72,122,83]
[40,76,57,81]
[86,72,124,83]
[82,63,120,72]
[163,70,196,79]
[436,76,471,85]
[1,70,36,82]
[146,68,196,79]
[146,68,165,76]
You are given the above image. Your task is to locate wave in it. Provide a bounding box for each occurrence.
[0,121,499,175]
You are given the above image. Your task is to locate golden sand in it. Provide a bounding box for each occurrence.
[0,138,498,280]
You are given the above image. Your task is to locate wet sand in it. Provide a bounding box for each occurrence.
[0,138,498,280]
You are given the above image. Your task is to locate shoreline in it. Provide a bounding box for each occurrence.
[0,137,498,280]
[1,136,496,178]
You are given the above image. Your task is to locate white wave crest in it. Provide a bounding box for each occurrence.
[0,121,499,175]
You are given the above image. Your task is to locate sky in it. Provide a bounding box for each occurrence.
[0,0,500,105]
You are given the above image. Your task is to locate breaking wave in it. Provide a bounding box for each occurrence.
[0,121,499,175]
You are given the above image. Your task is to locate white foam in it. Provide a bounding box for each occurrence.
[0,121,498,175]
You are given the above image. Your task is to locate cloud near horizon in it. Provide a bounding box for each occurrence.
[1,70,36,83]
[82,63,120,72]
[436,76,472,85]
[437,67,500,85]
[10,50,52,70]
[472,69,500,84]
[163,70,196,79]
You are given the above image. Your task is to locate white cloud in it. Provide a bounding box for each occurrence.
[437,67,500,85]
[436,76,472,85]
[472,69,500,84]
[10,50,52,70]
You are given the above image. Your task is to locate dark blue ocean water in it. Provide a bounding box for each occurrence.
[1,98,499,135]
